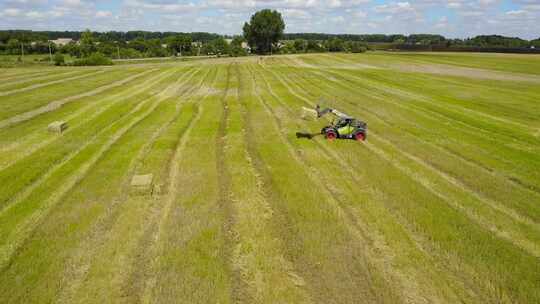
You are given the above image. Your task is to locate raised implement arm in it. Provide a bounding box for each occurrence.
[316,105,352,120]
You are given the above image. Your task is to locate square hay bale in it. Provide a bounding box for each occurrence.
[48,121,68,133]
[301,107,318,121]
[131,174,153,194]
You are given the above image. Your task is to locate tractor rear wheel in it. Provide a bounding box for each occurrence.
[325,130,337,140]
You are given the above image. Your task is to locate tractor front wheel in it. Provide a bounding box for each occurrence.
[354,132,366,141]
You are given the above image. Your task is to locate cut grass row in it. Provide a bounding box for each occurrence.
[0,68,195,270]
[243,63,403,303]
[0,65,208,303]
[251,63,470,302]
[145,66,236,303]
[62,65,213,304]
[54,67,212,304]
[272,57,540,221]
[287,61,540,253]
[0,53,537,303]
[0,69,91,90]
[258,61,539,303]
[0,69,106,97]
[0,68,187,212]
[226,63,311,303]
[0,67,145,120]
[0,68,165,162]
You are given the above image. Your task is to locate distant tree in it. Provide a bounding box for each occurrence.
[129,38,148,53]
[73,52,113,66]
[294,39,307,53]
[326,38,345,52]
[306,40,323,53]
[80,29,96,57]
[6,38,21,55]
[53,53,65,66]
[60,42,82,58]
[120,48,143,59]
[210,38,230,56]
[278,41,296,54]
[166,34,193,56]
[200,42,216,55]
[345,41,367,53]
[96,42,116,57]
[243,9,285,55]
[229,36,247,57]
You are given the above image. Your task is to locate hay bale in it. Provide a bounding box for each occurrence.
[131,174,153,194]
[301,107,318,121]
[48,121,68,133]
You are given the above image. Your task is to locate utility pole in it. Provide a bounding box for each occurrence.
[48,41,53,63]
[117,45,120,59]
[20,42,24,62]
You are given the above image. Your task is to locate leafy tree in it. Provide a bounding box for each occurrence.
[306,40,323,53]
[130,38,148,53]
[280,41,296,54]
[80,29,97,57]
[120,48,143,59]
[294,39,307,53]
[6,39,21,55]
[60,42,82,58]
[345,41,367,53]
[166,35,192,56]
[210,38,230,56]
[325,38,345,52]
[243,9,285,55]
[53,53,65,66]
[73,52,113,66]
[200,42,216,55]
[96,42,116,57]
[229,36,247,57]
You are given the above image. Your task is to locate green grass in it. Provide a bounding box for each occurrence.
[0,54,76,68]
[0,53,538,304]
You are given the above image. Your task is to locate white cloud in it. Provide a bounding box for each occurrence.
[25,10,45,19]
[282,8,312,19]
[95,10,112,18]
[374,2,414,14]
[0,0,538,39]
[2,8,22,17]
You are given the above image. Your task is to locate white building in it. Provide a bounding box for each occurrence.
[49,38,74,46]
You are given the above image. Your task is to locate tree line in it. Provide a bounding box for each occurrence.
[1,8,539,62]
[1,30,538,60]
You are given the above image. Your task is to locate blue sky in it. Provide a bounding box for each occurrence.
[0,0,539,39]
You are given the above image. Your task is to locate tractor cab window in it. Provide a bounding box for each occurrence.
[335,119,351,128]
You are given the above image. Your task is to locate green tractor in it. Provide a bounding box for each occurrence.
[297,105,367,141]
[316,105,367,141]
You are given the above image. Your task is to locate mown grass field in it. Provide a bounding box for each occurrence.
[0,52,539,303]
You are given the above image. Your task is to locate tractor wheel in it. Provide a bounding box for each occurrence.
[325,130,337,140]
[354,132,366,141]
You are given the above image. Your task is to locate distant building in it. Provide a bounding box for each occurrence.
[225,39,233,45]
[49,38,74,46]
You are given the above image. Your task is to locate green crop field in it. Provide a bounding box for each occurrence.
[0,52,539,303]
